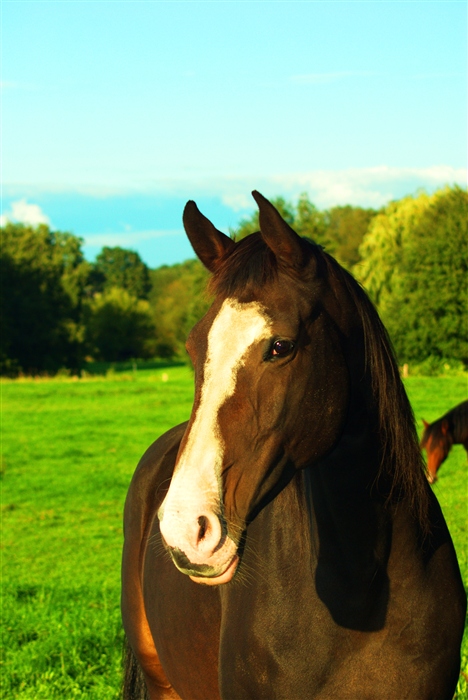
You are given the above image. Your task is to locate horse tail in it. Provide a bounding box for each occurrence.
[122,635,149,700]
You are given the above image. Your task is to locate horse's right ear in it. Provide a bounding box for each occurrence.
[422,419,429,429]
[183,201,235,272]
[252,190,306,270]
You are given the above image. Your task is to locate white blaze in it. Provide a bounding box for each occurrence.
[159,299,272,563]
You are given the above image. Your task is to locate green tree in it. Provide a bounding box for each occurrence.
[0,223,89,374]
[85,287,156,362]
[356,187,467,364]
[149,259,211,357]
[323,205,377,269]
[294,193,328,247]
[355,192,431,306]
[92,246,151,299]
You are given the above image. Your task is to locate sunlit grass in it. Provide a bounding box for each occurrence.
[405,376,468,699]
[1,371,467,698]
[2,366,194,699]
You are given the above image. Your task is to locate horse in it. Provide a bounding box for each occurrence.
[421,400,468,483]
[121,192,466,700]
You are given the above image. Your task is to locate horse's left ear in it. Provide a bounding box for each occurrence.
[183,201,235,272]
[252,190,307,269]
[441,420,449,436]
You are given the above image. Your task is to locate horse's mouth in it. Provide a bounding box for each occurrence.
[189,554,239,586]
[162,531,240,585]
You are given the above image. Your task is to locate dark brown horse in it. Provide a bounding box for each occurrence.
[122,192,466,700]
[421,400,468,483]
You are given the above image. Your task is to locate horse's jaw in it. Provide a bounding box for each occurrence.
[189,553,239,585]
[164,537,240,585]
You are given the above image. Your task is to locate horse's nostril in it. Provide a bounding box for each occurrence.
[197,515,208,542]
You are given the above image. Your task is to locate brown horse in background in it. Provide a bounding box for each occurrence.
[121,192,466,700]
[421,400,468,483]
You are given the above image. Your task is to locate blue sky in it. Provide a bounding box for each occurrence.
[2,1,466,267]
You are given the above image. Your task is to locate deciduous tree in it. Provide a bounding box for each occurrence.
[93,246,151,299]
[85,287,156,362]
[0,223,89,374]
[356,186,467,363]
[149,260,210,357]
[323,205,377,268]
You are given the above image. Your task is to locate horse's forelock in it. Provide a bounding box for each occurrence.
[208,233,278,298]
[208,233,321,299]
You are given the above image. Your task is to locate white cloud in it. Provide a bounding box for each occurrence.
[202,166,467,210]
[221,193,252,211]
[172,166,466,209]
[0,199,51,227]
[3,166,466,217]
[82,229,184,248]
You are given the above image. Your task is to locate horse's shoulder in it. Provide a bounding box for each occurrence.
[122,422,189,699]
[124,422,188,531]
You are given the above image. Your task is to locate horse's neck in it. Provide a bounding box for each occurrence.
[306,438,390,562]
[300,398,393,628]
[237,411,392,632]
[452,403,468,443]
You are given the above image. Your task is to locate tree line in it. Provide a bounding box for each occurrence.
[1,185,466,375]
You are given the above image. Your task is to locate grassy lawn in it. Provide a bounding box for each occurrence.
[1,369,467,698]
[1,366,194,699]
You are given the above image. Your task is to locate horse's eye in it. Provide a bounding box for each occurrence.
[270,340,295,358]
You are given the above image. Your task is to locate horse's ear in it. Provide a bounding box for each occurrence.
[441,419,449,436]
[422,419,429,429]
[183,201,235,272]
[252,190,306,269]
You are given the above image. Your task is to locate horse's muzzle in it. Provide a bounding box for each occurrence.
[161,537,239,585]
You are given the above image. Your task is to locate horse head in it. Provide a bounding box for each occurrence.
[421,418,452,483]
[158,192,352,584]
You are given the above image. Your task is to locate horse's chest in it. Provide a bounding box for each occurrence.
[145,487,340,699]
[217,511,339,698]
[143,490,462,700]
[143,521,222,700]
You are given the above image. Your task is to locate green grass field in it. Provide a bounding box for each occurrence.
[1,369,467,699]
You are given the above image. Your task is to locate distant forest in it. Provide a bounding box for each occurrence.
[1,185,466,375]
